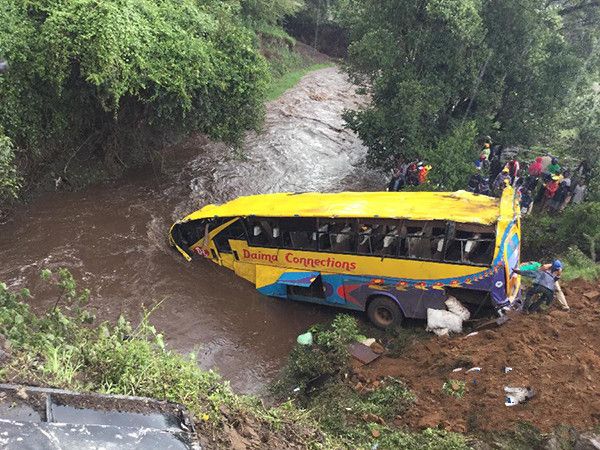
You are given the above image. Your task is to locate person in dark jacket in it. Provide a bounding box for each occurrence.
[514,260,562,313]
[387,167,405,191]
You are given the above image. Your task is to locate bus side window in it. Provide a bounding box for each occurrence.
[357,221,385,255]
[245,218,279,248]
[320,219,356,253]
[213,219,247,253]
[444,223,496,265]
[403,221,446,260]
[280,217,317,251]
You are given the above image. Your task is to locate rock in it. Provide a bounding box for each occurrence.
[371,428,381,438]
[583,291,600,301]
[15,387,28,400]
[370,342,385,354]
[575,433,600,450]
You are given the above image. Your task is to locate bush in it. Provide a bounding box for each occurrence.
[522,202,600,262]
[560,247,600,282]
[273,314,362,396]
[0,133,20,203]
[0,0,269,195]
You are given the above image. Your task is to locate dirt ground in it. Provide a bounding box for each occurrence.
[352,279,600,433]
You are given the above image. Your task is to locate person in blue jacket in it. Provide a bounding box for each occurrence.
[514,260,563,313]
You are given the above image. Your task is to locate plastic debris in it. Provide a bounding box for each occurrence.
[433,328,449,336]
[503,367,513,373]
[452,367,464,372]
[297,331,313,346]
[465,332,479,337]
[504,386,535,406]
[466,367,482,373]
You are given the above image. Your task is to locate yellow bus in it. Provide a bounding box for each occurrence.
[169,188,521,328]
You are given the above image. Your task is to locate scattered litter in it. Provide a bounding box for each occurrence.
[361,338,376,347]
[465,332,479,338]
[296,331,313,346]
[292,387,300,393]
[433,328,449,337]
[348,342,381,365]
[426,308,463,334]
[504,386,535,406]
[503,367,513,373]
[452,368,464,373]
[445,296,471,321]
[466,367,482,373]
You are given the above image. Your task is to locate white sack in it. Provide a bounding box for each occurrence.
[445,296,471,321]
[427,308,463,334]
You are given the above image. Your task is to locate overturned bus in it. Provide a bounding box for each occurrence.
[169,188,521,328]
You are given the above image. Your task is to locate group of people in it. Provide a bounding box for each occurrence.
[386,159,432,191]
[466,137,588,215]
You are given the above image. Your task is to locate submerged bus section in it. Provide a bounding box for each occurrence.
[169,189,521,328]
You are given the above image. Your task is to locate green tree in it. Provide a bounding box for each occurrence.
[0,0,269,199]
[341,0,599,182]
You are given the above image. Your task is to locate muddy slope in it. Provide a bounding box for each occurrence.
[352,279,600,433]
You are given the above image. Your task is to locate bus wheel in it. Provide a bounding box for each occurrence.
[367,296,403,329]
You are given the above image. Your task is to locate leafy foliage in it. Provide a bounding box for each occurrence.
[0,133,21,203]
[560,246,600,281]
[340,0,600,180]
[522,202,600,262]
[442,379,466,398]
[273,314,362,395]
[0,0,269,198]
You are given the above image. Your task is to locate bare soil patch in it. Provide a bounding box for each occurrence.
[352,279,600,433]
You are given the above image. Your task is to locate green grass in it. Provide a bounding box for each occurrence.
[265,63,334,101]
[560,246,600,281]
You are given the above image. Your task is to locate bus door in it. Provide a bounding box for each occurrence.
[211,219,246,270]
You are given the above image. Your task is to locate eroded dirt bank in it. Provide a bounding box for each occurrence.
[352,279,600,433]
[0,67,376,394]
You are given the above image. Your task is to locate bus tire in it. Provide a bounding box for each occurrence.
[367,296,403,329]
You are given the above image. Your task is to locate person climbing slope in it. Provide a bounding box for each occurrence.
[514,260,563,313]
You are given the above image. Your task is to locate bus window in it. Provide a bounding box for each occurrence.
[280,217,317,251]
[245,217,280,248]
[404,220,446,261]
[357,219,397,255]
[382,224,400,256]
[213,219,247,253]
[318,219,356,253]
[444,223,496,265]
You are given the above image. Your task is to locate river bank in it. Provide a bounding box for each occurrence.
[0,67,380,395]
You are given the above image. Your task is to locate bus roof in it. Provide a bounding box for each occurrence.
[182,191,503,225]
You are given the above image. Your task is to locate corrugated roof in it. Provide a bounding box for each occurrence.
[182,191,502,225]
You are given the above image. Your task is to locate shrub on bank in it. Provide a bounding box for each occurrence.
[0,271,469,449]
[0,0,269,197]
[521,202,600,263]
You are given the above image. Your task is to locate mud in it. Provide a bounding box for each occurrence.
[352,279,600,433]
[0,67,380,394]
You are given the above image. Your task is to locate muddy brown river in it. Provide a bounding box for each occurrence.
[0,68,379,394]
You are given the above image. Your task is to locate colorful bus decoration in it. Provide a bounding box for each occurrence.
[169,189,521,328]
